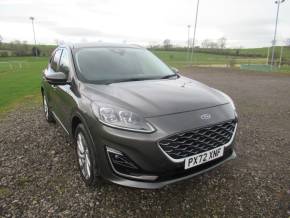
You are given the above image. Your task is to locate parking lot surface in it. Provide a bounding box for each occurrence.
[1,67,289,217]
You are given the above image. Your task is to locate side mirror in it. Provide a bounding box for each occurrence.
[44,71,68,85]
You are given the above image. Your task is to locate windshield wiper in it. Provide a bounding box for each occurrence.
[160,74,179,79]
[105,75,179,85]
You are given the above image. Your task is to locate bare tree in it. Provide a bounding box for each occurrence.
[163,39,172,50]
[209,42,219,49]
[201,39,211,48]
[217,37,227,49]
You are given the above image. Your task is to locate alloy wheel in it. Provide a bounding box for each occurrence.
[43,96,49,119]
[76,132,91,180]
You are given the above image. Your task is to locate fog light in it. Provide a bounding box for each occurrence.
[106,146,158,181]
[107,147,139,170]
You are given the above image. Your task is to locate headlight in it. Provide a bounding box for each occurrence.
[92,103,155,133]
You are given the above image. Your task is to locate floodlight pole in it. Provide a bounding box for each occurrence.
[30,17,36,45]
[187,25,191,61]
[190,0,200,65]
[271,0,285,68]
[29,16,38,56]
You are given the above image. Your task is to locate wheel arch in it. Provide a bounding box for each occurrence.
[71,111,93,140]
[71,115,82,137]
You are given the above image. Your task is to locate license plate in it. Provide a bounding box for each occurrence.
[184,146,224,169]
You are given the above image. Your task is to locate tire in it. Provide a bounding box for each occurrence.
[75,123,100,187]
[42,93,54,123]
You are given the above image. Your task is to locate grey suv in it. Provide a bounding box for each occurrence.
[41,43,238,189]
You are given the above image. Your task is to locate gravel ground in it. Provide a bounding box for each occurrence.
[1,67,290,217]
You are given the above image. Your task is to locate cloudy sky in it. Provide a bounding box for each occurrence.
[0,0,289,48]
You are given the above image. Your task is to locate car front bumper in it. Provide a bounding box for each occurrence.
[103,148,236,189]
[85,104,238,189]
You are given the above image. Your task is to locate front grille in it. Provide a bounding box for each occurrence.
[159,120,237,160]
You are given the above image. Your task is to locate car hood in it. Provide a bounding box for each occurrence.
[82,76,230,117]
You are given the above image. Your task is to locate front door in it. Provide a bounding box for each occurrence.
[52,48,75,133]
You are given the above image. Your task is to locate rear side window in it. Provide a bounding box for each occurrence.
[51,49,62,71]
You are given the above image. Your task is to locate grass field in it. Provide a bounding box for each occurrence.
[0,57,48,114]
[225,46,290,59]
[152,50,290,72]
[152,50,267,68]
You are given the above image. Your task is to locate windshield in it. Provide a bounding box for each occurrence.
[74,47,176,84]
